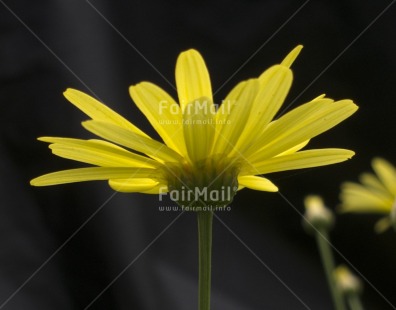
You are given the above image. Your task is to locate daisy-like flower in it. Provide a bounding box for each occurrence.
[31,46,357,209]
[31,46,358,310]
[339,157,396,232]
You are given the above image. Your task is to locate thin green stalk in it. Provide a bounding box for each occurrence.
[197,210,213,310]
[347,294,364,310]
[315,228,346,310]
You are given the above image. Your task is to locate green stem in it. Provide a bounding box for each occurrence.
[347,294,364,310]
[315,229,346,310]
[197,211,213,310]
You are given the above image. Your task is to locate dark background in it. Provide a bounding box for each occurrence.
[1,0,396,309]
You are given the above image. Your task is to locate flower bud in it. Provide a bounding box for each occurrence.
[334,265,363,296]
[303,195,334,232]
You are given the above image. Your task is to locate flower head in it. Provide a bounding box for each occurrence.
[339,157,396,232]
[31,46,358,209]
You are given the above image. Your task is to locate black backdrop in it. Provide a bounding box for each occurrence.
[1,0,396,309]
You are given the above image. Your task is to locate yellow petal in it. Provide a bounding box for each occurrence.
[82,121,183,163]
[235,66,293,155]
[64,89,149,137]
[374,217,391,233]
[108,178,162,193]
[30,167,156,186]
[372,157,396,196]
[257,65,292,120]
[129,82,187,156]
[246,99,358,162]
[39,137,159,168]
[175,49,213,110]
[280,45,303,68]
[339,182,392,213]
[214,81,245,146]
[238,175,278,192]
[359,172,389,194]
[242,149,355,176]
[275,140,310,157]
[245,97,335,159]
[213,79,259,156]
[183,97,215,162]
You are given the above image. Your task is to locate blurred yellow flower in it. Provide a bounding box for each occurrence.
[339,157,396,232]
[31,46,357,207]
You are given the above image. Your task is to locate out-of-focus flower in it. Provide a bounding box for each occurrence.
[303,195,334,231]
[334,265,363,296]
[339,157,396,232]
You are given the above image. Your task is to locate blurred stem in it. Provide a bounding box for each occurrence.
[315,228,346,310]
[347,294,364,310]
[197,210,213,310]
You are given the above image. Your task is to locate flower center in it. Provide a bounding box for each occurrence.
[165,156,240,211]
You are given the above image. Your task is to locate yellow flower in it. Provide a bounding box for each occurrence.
[31,46,357,209]
[339,157,396,232]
